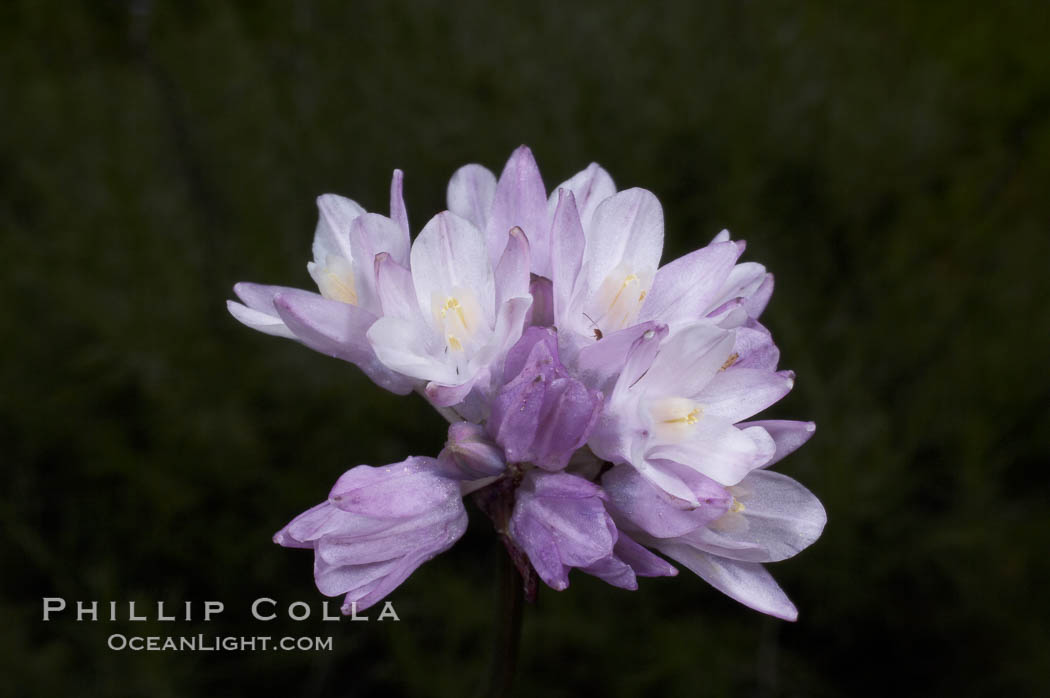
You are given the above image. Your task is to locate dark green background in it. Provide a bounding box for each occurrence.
[4,2,1048,696]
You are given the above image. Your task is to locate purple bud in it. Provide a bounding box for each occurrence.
[509,471,676,591]
[489,327,603,471]
[438,422,507,479]
[273,456,467,612]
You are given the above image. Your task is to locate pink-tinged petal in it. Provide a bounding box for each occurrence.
[692,470,826,563]
[313,194,365,263]
[654,544,799,621]
[494,226,531,310]
[271,289,415,394]
[710,229,731,244]
[738,420,817,467]
[373,253,422,323]
[744,273,774,318]
[486,146,549,273]
[389,168,410,238]
[602,463,731,539]
[639,323,735,399]
[550,189,585,321]
[227,299,294,339]
[328,457,460,518]
[447,163,497,232]
[613,533,678,578]
[411,211,495,325]
[639,241,744,325]
[578,188,664,301]
[349,213,410,312]
[549,162,616,232]
[366,315,456,384]
[424,374,485,407]
[699,369,795,423]
[648,416,767,486]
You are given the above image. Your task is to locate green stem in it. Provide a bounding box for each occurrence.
[484,543,524,698]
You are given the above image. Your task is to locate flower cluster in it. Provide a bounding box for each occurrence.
[229,147,825,620]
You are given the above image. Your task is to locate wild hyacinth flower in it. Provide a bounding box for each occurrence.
[233,146,825,622]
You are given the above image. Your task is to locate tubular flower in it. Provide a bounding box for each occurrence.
[233,146,825,618]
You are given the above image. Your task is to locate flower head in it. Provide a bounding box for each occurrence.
[233,146,824,618]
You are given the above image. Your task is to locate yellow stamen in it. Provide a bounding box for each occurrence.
[664,407,702,425]
[720,352,740,371]
[730,498,745,513]
[609,273,640,309]
[447,335,463,352]
[440,297,468,330]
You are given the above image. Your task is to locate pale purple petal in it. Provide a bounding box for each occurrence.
[744,273,774,318]
[328,457,460,518]
[575,321,664,394]
[373,253,422,323]
[313,194,364,263]
[602,463,731,538]
[647,416,769,486]
[486,146,549,274]
[411,211,495,325]
[227,299,294,339]
[494,226,531,310]
[438,421,507,479]
[699,369,795,423]
[349,213,410,312]
[549,189,585,322]
[612,533,678,578]
[548,162,616,232]
[447,163,497,232]
[366,315,456,383]
[637,323,735,399]
[272,289,415,394]
[639,241,743,325]
[389,168,410,237]
[696,470,826,562]
[738,420,816,467]
[654,543,799,621]
[577,188,664,306]
[731,324,780,371]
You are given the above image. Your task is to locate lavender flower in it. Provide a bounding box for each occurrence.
[273,457,467,612]
[233,146,825,619]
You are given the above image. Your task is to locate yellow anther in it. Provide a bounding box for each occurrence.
[730,498,745,513]
[664,407,702,425]
[638,289,647,302]
[609,273,640,308]
[447,335,463,352]
[440,297,468,329]
[720,352,740,372]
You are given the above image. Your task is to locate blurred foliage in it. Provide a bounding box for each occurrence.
[2,1,1048,696]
